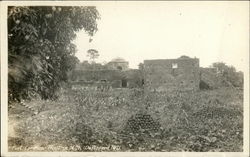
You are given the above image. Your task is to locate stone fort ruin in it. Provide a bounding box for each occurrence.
[70,57,142,89]
[70,56,214,92]
[143,56,200,92]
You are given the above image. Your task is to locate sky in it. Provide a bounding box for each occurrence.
[72,1,249,71]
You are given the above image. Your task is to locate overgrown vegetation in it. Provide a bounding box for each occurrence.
[211,62,243,88]
[8,87,243,152]
[7,6,244,153]
[8,6,100,101]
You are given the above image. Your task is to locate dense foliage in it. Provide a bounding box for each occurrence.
[8,6,100,101]
[211,62,243,88]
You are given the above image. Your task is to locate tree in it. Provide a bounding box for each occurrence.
[87,49,99,64]
[212,62,243,88]
[8,6,100,101]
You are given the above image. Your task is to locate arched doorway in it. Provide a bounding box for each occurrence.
[117,66,122,70]
[122,79,127,88]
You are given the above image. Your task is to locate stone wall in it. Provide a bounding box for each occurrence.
[69,69,143,89]
[71,69,124,82]
[143,58,200,92]
[70,57,202,92]
[124,69,143,88]
[70,70,124,88]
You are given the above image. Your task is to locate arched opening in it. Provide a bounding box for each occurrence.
[117,66,122,70]
[122,79,127,87]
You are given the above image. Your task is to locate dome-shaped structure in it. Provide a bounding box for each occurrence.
[178,55,191,59]
[110,57,127,63]
[107,57,129,71]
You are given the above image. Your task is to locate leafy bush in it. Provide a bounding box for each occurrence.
[212,62,243,88]
[8,6,100,101]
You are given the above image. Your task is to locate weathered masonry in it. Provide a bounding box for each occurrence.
[70,69,143,89]
[70,56,204,92]
[143,57,200,92]
[106,57,129,71]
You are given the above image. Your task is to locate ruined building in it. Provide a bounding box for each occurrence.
[70,56,202,92]
[143,56,200,92]
[70,58,142,89]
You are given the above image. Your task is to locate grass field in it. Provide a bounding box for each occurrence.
[8,87,243,152]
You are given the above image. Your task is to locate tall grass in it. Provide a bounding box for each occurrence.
[9,87,243,151]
